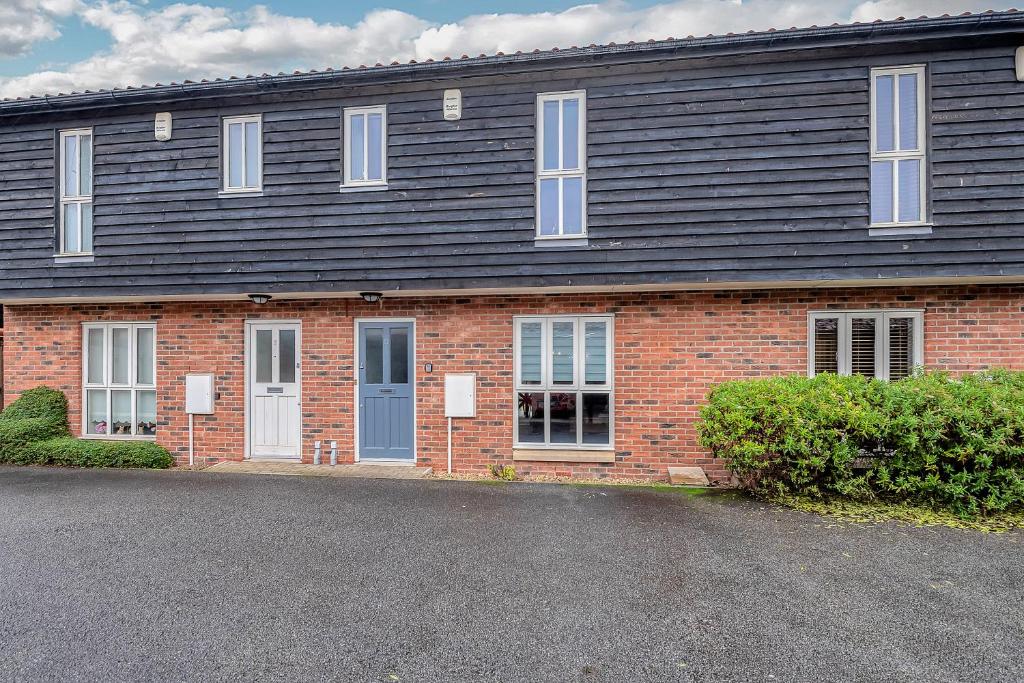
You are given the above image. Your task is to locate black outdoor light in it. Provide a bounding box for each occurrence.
[248,294,272,305]
[360,292,383,303]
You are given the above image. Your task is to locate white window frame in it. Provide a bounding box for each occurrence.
[807,310,924,380]
[58,128,93,256]
[342,105,388,189]
[869,65,928,230]
[513,315,613,449]
[82,322,158,440]
[535,90,587,239]
[221,114,262,194]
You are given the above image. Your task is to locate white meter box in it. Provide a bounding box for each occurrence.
[185,373,215,414]
[444,373,476,418]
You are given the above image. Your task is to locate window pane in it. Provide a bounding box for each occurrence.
[136,327,154,385]
[549,392,577,444]
[367,112,383,181]
[81,203,93,253]
[562,176,583,235]
[874,74,895,152]
[111,390,132,435]
[86,389,108,434]
[364,328,383,384]
[898,73,918,152]
[584,321,607,385]
[111,327,131,384]
[850,317,877,377]
[582,393,610,445]
[278,329,296,384]
[244,121,260,187]
[137,390,157,436]
[389,327,408,384]
[86,327,105,384]
[349,113,365,181]
[63,204,80,253]
[542,100,560,171]
[551,321,575,385]
[227,123,243,188]
[519,322,543,385]
[897,158,921,223]
[562,98,579,170]
[888,317,915,380]
[80,135,92,195]
[870,160,894,224]
[63,134,78,196]
[517,392,545,444]
[813,318,839,375]
[539,178,559,236]
[255,329,273,383]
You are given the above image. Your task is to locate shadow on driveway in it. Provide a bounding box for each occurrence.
[0,466,1020,681]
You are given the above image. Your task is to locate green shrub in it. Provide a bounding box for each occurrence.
[488,463,518,481]
[20,438,174,469]
[0,386,172,469]
[698,371,1024,517]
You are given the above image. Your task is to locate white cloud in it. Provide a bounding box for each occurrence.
[0,0,1004,99]
[0,0,79,58]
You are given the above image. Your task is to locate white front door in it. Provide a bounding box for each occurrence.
[247,322,301,459]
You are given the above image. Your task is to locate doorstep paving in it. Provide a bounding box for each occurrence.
[0,466,1020,682]
[204,459,432,479]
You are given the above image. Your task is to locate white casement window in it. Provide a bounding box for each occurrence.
[222,115,262,192]
[870,66,927,227]
[58,128,93,255]
[808,310,924,380]
[514,315,612,448]
[82,323,157,438]
[343,105,387,188]
[536,91,586,238]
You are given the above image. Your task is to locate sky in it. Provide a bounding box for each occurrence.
[0,0,1008,99]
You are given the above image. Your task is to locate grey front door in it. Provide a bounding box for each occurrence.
[358,321,414,461]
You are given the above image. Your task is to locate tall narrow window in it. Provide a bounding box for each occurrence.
[83,323,157,438]
[222,115,262,192]
[536,91,586,238]
[343,105,387,187]
[870,66,926,227]
[808,310,923,380]
[514,316,612,448]
[59,128,93,255]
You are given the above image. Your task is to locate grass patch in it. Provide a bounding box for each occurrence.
[774,494,1024,533]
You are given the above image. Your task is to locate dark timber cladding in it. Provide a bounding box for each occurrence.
[1,13,1024,301]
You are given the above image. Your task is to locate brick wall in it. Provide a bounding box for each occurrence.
[3,285,1022,480]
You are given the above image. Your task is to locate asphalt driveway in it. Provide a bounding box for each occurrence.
[0,467,1020,682]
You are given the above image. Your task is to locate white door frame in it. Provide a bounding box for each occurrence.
[244,319,302,460]
[353,317,417,464]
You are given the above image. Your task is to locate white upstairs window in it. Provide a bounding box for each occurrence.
[59,128,93,255]
[222,115,262,193]
[870,66,927,228]
[536,91,586,238]
[343,105,387,187]
[808,310,924,380]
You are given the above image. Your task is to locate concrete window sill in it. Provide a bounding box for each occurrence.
[512,449,615,463]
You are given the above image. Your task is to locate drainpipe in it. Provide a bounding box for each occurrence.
[188,414,194,467]
[447,417,453,475]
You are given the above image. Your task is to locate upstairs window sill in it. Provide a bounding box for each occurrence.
[534,236,589,248]
[54,253,94,264]
[868,223,933,237]
[339,183,388,193]
[218,189,263,198]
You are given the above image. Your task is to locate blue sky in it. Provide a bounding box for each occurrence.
[0,0,1001,99]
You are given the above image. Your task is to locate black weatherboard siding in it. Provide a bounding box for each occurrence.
[1,13,1024,301]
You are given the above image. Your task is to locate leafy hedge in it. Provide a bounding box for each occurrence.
[697,371,1024,517]
[0,386,172,469]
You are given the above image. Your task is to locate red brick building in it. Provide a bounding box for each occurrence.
[1,14,1023,479]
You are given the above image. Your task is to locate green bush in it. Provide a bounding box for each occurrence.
[698,371,1024,517]
[0,386,172,469]
[20,438,174,469]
